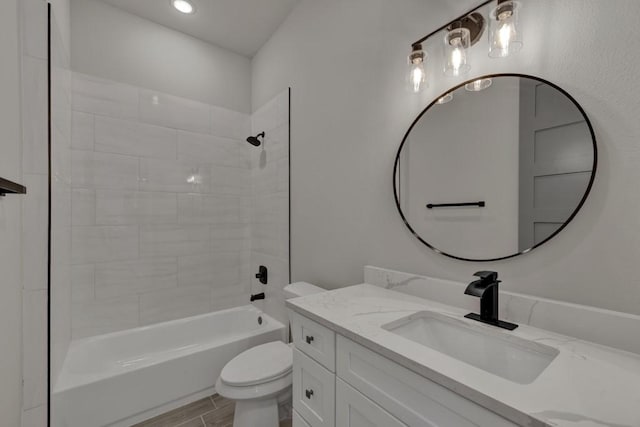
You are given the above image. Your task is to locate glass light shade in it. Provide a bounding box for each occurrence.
[443,28,471,77]
[489,1,522,58]
[407,46,428,93]
[465,78,493,92]
[436,93,453,104]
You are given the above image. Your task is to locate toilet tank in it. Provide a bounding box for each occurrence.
[283,282,325,299]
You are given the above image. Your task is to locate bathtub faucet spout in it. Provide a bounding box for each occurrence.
[250,293,265,302]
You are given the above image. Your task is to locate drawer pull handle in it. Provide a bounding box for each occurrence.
[305,335,314,344]
[305,389,314,399]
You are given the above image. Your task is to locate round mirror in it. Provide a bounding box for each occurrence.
[394,74,597,261]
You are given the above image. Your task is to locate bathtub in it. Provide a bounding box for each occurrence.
[53,305,286,427]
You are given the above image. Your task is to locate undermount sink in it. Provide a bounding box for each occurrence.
[382,311,559,384]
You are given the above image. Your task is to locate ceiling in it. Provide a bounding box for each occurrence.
[99,0,300,57]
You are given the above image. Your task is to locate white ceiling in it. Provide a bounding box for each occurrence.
[98,0,300,57]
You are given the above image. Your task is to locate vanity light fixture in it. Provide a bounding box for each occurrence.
[171,0,196,14]
[465,78,493,92]
[405,0,524,92]
[436,93,453,104]
[488,0,522,58]
[407,44,427,93]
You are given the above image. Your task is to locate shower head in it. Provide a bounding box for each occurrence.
[246,132,265,147]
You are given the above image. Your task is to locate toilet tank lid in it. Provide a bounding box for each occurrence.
[283,282,325,299]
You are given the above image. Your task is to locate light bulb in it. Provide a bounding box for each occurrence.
[451,45,464,73]
[489,1,522,58]
[171,0,195,14]
[407,45,427,93]
[409,62,426,93]
[497,22,513,50]
[443,28,470,77]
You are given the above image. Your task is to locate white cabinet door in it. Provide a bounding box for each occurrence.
[336,378,407,427]
[293,348,336,427]
[294,410,312,427]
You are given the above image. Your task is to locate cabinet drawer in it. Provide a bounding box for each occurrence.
[293,348,335,427]
[336,336,518,427]
[294,410,312,427]
[336,378,407,427]
[290,311,336,371]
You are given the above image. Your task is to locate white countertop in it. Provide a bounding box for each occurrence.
[286,284,640,427]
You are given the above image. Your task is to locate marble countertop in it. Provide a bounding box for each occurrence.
[286,284,640,427]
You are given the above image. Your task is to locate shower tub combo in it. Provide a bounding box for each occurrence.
[53,305,286,427]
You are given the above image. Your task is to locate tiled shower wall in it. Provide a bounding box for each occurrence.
[69,72,255,338]
[250,89,290,327]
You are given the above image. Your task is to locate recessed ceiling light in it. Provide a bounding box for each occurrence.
[171,0,195,14]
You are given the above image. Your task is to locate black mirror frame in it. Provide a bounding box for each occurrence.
[393,73,598,262]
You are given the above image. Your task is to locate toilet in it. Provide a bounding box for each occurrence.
[215,282,325,427]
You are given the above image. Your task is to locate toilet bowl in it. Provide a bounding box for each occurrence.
[216,282,325,427]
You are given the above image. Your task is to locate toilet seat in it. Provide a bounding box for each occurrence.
[220,341,292,387]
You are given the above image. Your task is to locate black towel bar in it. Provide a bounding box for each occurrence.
[426,201,485,209]
[0,177,27,196]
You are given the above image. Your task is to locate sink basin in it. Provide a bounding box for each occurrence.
[382,311,559,384]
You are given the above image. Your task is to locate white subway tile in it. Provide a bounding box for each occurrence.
[211,166,251,195]
[95,115,177,159]
[72,73,139,120]
[72,150,139,191]
[22,290,47,410]
[139,224,210,257]
[21,0,48,60]
[177,131,243,168]
[71,111,94,150]
[95,257,177,299]
[71,264,95,303]
[139,90,211,134]
[139,286,211,325]
[210,223,250,253]
[139,158,210,193]
[22,174,48,291]
[178,194,246,225]
[22,56,49,174]
[211,105,250,140]
[71,189,95,226]
[178,252,243,288]
[95,190,177,225]
[72,226,139,264]
[21,405,47,427]
[72,295,139,338]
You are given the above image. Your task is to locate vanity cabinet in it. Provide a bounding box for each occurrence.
[290,311,519,427]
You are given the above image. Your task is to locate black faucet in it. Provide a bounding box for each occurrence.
[250,293,265,302]
[255,265,268,285]
[464,271,518,330]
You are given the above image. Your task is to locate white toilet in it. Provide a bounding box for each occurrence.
[215,282,325,427]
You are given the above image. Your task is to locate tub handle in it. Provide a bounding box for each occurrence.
[305,389,314,399]
[305,335,314,344]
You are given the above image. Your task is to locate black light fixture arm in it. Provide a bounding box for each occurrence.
[411,0,494,48]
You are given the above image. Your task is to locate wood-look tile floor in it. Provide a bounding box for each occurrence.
[131,394,293,427]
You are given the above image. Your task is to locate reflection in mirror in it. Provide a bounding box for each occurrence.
[395,75,596,261]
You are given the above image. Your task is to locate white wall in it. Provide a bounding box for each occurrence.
[0,0,24,425]
[253,0,640,315]
[70,0,252,113]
